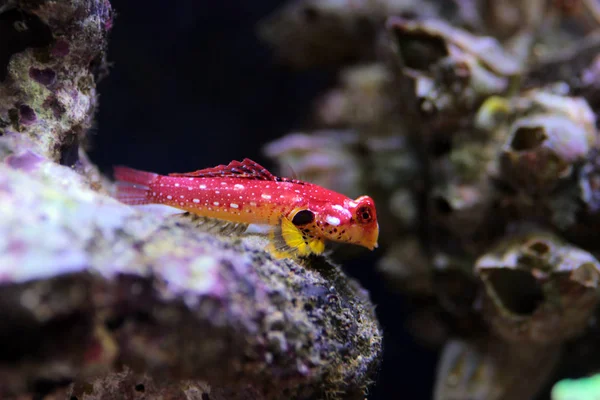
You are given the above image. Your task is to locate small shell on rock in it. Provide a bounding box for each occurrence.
[475,231,600,344]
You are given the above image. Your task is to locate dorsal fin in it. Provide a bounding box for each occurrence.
[169,158,277,180]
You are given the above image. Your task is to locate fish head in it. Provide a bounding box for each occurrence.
[314,195,379,251]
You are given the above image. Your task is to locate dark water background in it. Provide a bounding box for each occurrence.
[89,1,438,398]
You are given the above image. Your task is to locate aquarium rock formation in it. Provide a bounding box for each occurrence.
[0,1,382,399]
[261,0,600,399]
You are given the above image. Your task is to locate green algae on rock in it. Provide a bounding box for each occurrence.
[552,374,600,400]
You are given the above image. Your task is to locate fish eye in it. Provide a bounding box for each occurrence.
[356,206,372,224]
[292,209,315,226]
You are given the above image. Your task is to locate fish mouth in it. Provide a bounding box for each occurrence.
[364,241,378,251]
[361,229,379,250]
[366,223,380,250]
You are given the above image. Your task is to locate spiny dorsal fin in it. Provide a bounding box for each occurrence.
[169,158,277,180]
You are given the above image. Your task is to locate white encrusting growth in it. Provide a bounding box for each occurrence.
[326,215,341,226]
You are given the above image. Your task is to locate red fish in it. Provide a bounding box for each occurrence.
[114,158,379,257]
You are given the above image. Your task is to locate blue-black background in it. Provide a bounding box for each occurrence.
[89,1,438,398]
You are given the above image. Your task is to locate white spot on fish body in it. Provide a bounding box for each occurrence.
[250,201,257,206]
[326,216,341,226]
[188,187,193,190]
[213,201,220,206]
[193,199,200,203]
[221,182,227,185]
[333,204,352,218]
[230,203,239,208]
[175,183,180,187]
[261,194,271,200]
[215,190,220,194]
[234,184,244,189]
[348,201,358,207]
[180,195,185,199]
[167,195,173,200]
[199,184,206,189]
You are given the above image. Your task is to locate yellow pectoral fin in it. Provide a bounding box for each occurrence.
[280,216,325,256]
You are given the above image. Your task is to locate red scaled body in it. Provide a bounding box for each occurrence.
[114,158,379,255]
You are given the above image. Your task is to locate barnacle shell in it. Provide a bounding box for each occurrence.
[316,63,399,129]
[258,0,439,67]
[498,114,593,194]
[475,231,600,344]
[493,91,598,195]
[385,17,520,116]
[434,338,560,400]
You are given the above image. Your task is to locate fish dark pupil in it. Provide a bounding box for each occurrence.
[357,206,372,223]
[292,210,315,226]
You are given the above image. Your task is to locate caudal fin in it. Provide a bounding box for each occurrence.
[113,166,158,205]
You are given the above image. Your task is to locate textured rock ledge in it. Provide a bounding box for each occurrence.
[0,1,383,398]
[0,144,382,399]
